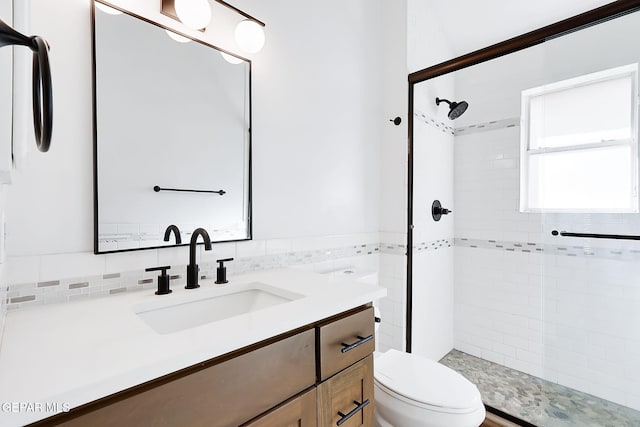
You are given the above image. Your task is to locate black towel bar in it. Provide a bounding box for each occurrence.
[153,186,226,195]
[551,230,640,240]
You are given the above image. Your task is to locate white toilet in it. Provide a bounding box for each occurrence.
[372,310,485,426]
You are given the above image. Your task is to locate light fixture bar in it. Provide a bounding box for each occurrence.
[213,0,265,27]
[160,0,178,21]
[161,0,265,28]
[161,0,211,31]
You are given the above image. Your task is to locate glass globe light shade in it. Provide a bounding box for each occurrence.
[235,19,265,54]
[174,0,212,30]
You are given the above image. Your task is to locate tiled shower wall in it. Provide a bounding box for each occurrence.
[453,123,640,411]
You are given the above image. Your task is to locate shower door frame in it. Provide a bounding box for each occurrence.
[405,0,640,354]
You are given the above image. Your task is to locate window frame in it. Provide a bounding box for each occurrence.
[519,63,639,213]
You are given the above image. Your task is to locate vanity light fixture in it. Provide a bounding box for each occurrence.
[173,0,212,30]
[162,0,265,54]
[235,19,265,53]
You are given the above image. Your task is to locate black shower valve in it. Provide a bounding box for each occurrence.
[432,200,452,222]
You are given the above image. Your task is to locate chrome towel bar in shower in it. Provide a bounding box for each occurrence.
[551,230,640,240]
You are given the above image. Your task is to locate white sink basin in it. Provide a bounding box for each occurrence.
[134,282,304,334]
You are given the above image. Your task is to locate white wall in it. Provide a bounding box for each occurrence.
[406,0,456,360]
[453,10,640,410]
[0,0,11,183]
[372,0,408,353]
[0,186,6,343]
[3,0,398,283]
[421,0,614,58]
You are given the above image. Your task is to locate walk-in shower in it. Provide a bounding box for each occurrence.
[407,2,640,426]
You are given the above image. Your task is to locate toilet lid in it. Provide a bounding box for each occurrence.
[374,349,481,410]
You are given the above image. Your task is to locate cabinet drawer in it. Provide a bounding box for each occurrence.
[243,388,316,427]
[318,307,375,381]
[57,329,316,427]
[317,355,374,427]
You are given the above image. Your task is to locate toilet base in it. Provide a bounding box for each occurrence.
[374,383,486,427]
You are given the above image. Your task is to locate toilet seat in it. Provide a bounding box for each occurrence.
[374,349,482,413]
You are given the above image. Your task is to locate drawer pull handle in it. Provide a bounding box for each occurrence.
[337,399,370,426]
[340,334,373,353]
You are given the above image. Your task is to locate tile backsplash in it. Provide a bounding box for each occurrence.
[5,239,384,311]
[2,232,409,354]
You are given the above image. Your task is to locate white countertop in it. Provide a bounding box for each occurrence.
[0,268,386,426]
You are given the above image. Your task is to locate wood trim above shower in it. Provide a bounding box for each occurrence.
[408,0,640,84]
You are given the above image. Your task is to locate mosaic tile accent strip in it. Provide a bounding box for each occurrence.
[380,243,406,255]
[455,237,640,261]
[414,110,455,135]
[414,238,452,252]
[5,242,391,311]
[454,117,520,136]
[440,349,640,427]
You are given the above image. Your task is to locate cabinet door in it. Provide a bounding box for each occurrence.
[317,355,373,427]
[244,388,316,427]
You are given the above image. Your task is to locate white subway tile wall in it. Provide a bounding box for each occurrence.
[378,251,406,352]
[454,120,640,411]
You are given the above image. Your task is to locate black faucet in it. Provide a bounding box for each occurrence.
[163,224,182,244]
[186,228,212,289]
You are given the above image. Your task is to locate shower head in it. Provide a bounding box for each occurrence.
[436,97,468,120]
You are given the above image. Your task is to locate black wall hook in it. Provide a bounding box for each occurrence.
[390,117,401,126]
[0,18,52,152]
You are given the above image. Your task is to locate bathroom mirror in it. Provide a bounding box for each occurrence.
[92,1,251,253]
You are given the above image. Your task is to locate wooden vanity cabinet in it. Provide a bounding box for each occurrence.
[51,330,316,427]
[243,388,317,427]
[317,355,374,427]
[32,305,375,427]
[316,307,375,427]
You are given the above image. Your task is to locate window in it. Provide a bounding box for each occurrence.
[520,64,639,212]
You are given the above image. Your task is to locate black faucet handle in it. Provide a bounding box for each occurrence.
[146,265,171,275]
[215,258,234,284]
[146,266,172,295]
